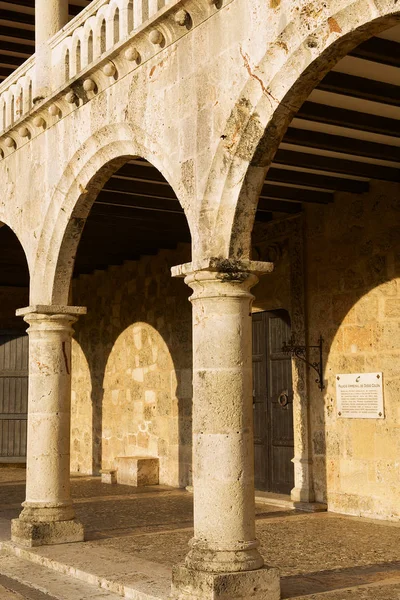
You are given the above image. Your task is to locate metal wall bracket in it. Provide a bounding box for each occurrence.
[282,335,325,391]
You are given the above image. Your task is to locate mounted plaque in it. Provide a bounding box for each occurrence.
[336,372,384,419]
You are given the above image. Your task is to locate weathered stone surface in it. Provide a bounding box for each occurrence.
[0,2,399,598]
[115,456,159,487]
[10,519,84,548]
[70,246,193,487]
[170,564,280,599]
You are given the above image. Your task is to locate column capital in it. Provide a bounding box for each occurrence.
[16,305,87,317]
[172,258,273,302]
[171,257,274,279]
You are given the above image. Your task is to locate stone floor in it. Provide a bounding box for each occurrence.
[0,468,400,599]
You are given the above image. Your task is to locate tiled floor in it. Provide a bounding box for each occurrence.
[1,469,400,599]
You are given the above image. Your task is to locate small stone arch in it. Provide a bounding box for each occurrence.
[204,2,400,260]
[33,123,195,306]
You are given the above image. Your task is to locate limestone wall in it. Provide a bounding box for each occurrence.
[306,181,400,520]
[70,244,193,487]
[69,181,399,519]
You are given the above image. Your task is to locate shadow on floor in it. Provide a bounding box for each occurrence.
[282,561,400,598]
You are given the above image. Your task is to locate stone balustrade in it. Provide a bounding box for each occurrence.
[52,0,169,89]
[0,58,35,135]
[0,0,172,137]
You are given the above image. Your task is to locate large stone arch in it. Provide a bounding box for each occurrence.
[204,0,400,259]
[32,123,195,305]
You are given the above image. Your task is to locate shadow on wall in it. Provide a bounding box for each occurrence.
[305,184,400,519]
[70,247,193,488]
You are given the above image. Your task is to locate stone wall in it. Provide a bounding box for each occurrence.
[69,180,400,520]
[70,244,193,487]
[306,181,400,520]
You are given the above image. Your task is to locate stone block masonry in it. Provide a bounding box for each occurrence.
[71,245,193,488]
[115,456,159,486]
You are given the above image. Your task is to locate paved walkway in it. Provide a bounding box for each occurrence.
[0,468,399,599]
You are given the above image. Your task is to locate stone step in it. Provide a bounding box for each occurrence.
[0,549,123,600]
[0,542,170,600]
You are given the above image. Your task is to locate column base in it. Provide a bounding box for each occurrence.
[291,486,315,504]
[170,565,280,600]
[11,518,84,547]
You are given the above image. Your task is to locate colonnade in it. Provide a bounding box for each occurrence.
[11,263,280,599]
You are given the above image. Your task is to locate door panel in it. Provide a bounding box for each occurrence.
[252,313,268,491]
[252,311,294,494]
[0,332,28,461]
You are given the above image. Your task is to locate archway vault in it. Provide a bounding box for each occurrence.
[204,2,400,260]
[32,123,195,306]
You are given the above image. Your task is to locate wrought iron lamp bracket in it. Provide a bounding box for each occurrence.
[282,335,325,391]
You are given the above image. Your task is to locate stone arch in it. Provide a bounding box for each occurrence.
[204,2,400,259]
[33,123,194,306]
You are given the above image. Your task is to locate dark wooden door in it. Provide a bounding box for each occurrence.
[252,310,294,494]
[0,332,28,462]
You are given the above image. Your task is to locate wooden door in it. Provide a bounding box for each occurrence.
[0,332,28,462]
[252,310,294,494]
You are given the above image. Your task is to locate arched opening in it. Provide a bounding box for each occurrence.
[60,158,192,487]
[75,40,82,75]
[113,8,120,45]
[87,30,94,64]
[100,19,106,55]
[10,96,14,126]
[64,49,70,81]
[247,22,400,517]
[0,223,29,465]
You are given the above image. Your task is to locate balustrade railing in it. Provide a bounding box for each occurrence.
[0,58,35,134]
[51,0,169,89]
[0,0,171,136]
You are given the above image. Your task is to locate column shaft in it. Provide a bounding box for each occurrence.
[186,270,262,573]
[34,0,69,100]
[35,0,69,47]
[11,307,86,547]
[171,263,280,600]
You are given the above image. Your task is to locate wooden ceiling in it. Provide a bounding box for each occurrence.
[0,8,399,284]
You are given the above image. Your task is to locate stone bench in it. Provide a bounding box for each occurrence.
[99,469,117,485]
[115,456,159,487]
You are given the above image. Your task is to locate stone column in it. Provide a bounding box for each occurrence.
[170,260,280,600]
[11,305,86,547]
[34,0,69,100]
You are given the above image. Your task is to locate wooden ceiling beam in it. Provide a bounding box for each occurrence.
[0,53,26,67]
[318,71,400,106]
[261,183,334,204]
[0,1,90,16]
[0,65,14,77]
[103,178,178,199]
[284,127,400,163]
[257,199,302,214]
[0,9,34,26]
[267,167,369,193]
[96,191,183,213]
[0,39,33,55]
[0,25,35,41]
[114,163,168,183]
[350,37,400,69]
[85,212,187,227]
[299,101,400,137]
[274,149,400,182]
